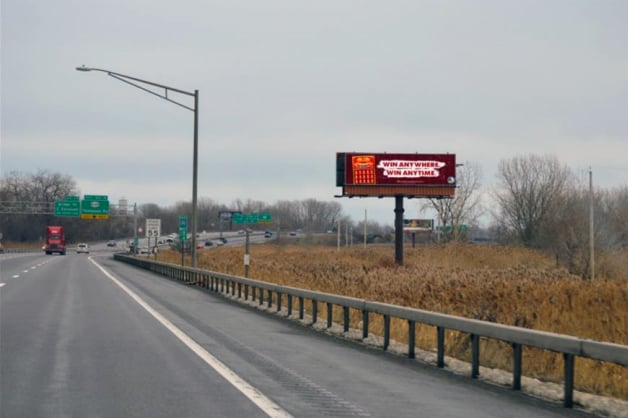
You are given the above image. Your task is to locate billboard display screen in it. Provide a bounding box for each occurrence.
[403,219,434,231]
[336,153,456,197]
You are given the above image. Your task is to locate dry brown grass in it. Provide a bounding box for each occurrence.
[158,242,628,400]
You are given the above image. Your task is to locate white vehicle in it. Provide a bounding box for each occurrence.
[77,243,89,254]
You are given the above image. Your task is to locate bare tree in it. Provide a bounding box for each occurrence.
[422,161,483,241]
[28,170,78,203]
[606,186,628,249]
[298,199,343,233]
[0,170,79,241]
[493,154,572,247]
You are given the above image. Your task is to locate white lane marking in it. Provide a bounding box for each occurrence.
[88,258,293,418]
[23,270,29,273]
[12,275,19,279]
[0,283,5,288]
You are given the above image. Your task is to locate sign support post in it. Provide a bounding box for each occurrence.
[394,196,404,265]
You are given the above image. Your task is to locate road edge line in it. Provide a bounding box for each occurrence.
[88,257,293,418]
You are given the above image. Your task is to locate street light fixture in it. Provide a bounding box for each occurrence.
[76,65,200,267]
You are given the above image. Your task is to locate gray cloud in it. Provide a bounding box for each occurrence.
[2,0,627,225]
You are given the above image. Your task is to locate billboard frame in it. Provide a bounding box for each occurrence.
[336,152,456,198]
[335,152,457,266]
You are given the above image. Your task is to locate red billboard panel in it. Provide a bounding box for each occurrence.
[336,153,456,197]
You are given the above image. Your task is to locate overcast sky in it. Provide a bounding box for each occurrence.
[2,0,627,226]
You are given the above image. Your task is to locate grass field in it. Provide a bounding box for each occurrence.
[164,242,628,400]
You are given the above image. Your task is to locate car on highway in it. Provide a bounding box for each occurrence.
[106,240,117,247]
[76,243,89,254]
[264,231,273,238]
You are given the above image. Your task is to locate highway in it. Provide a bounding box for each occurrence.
[0,250,594,417]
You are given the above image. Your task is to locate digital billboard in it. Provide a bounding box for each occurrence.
[336,153,456,197]
[403,219,434,232]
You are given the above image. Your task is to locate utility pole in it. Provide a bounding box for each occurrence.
[364,209,367,247]
[589,168,595,280]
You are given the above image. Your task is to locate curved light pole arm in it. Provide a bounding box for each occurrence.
[76,65,200,267]
[76,66,195,111]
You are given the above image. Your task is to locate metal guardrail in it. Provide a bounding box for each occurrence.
[114,253,628,408]
[0,248,43,254]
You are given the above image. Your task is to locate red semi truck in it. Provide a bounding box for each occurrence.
[45,226,66,255]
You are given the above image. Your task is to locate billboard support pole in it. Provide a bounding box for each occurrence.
[394,195,404,265]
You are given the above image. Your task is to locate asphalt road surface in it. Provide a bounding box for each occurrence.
[0,251,595,417]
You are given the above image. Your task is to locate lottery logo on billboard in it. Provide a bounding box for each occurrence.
[351,155,376,184]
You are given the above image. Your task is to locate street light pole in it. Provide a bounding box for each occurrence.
[76,66,200,267]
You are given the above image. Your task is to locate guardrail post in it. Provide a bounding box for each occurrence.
[299,297,304,320]
[312,300,318,324]
[237,283,242,298]
[232,281,236,296]
[383,315,391,351]
[326,303,333,328]
[362,310,369,339]
[277,292,282,312]
[471,334,480,379]
[437,326,445,368]
[267,290,272,308]
[252,286,256,302]
[343,306,350,332]
[287,294,293,316]
[563,353,575,408]
[408,320,415,359]
[259,288,264,306]
[512,343,522,390]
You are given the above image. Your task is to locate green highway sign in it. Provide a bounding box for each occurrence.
[258,212,272,224]
[436,224,468,232]
[54,200,80,217]
[232,212,272,224]
[179,215,188,240]
[84,194,108,201]
[81,195,110,219]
